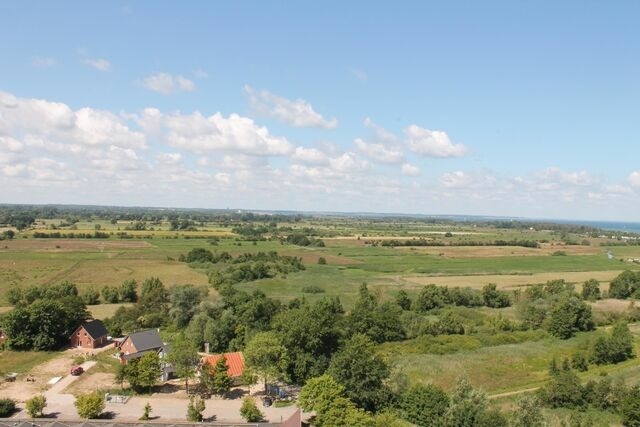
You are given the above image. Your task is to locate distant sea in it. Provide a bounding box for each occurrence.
[551,219,640,233]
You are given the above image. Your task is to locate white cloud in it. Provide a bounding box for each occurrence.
[364,117,398,144]
[141,73,195,94]
[629,171,640,188]
[82,58,111,71]
[406,125,468,158]
[156,152,182,165]
[245,85,338,129]
[292,146,329,165]
[354,138,404,164]
[401,163,421,176]
[0,91,146,149]
[538,167,592,186]
[31,56,56,67]
[137,109,292,156]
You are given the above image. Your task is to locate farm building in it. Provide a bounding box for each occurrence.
[201,351,246,382]
[70,320,109,348]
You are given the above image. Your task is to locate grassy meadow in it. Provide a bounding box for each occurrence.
[1,215,640,425]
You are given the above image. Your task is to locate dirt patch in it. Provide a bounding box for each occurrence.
[65,372,116,395]
[399,270,622,291]
[0,348,89,402]
[0,239,153,252]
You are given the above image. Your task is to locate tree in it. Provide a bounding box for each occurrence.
[102,286,120,303]
[298,375,373,427]
[187,396,206,422]
[538,363,584,409]
[510,396,547,427]
[621,386,640,427]
[74,392,105,419]
[348,284,405,343]
[115,364,127,389]
[590,322,634,365]
[169,284,207,327]
[395,290,412,310]
[400,384,449,426]
[119,279,138,302]
[328,333,391,412]
[239,397,264,422]
[609,270,640,299]
[26,395,47,418]
[443,377,489,427]
[415,284,446,312]
[166,334,199,393]
[139,403,152,421]
[581,279,601,301]
[482,283,510,308]
[125,352,162,392]
[546,296,594,339]
[80,288,100,305]
[244,331,289,392]
[210,356,233,396]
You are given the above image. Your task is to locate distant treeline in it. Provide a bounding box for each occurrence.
[370,238,539,248]
[33,231,110,239]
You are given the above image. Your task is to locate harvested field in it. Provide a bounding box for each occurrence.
[0,239,153,251]
[399,270,622,291]
[88,303,134,319]
[590,298,637,313]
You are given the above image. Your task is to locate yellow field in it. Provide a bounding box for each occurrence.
[398,270,623,291]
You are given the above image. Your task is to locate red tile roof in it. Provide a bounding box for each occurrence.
[202,352,245,377]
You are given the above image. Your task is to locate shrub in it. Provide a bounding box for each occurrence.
[301,285,325,294]
[187,396,205,422]
[581,279,601,301]
[139,403,152,421]
[26,395,47,418]
[0,398,16,417]
[240,396,264,422]
[399,384,448,426]
[74,392,105,419]
[621,386,640,427]
[317,257,327,265]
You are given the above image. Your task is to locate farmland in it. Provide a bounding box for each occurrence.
[2,208,640,425]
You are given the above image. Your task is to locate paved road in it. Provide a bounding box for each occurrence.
[14,359,298,423]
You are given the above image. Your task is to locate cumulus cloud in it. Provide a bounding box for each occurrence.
[349,68,368,81]
[292,146,330,165]
[137,108,292,156]
[245,85,338,129]
[538,167,592,186]
[401,163,420,176]
[82,58,111,71]
[354,138,404,164]
[141,73,195,94]
[406,125,467,158]
[0,91,146,149]
[629,171,640,188]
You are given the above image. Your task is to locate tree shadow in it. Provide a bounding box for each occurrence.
[99,411,116,419]
[203,415,217,422]
[42,412,61,419]
[226,388,248,399]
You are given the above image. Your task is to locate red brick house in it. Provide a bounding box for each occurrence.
[70,320,109,348]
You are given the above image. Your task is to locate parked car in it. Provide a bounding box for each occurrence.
[70,366,84,376]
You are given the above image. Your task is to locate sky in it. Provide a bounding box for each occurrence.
[1,1,640,221]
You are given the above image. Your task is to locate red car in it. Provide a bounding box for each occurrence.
[70,366,84,376]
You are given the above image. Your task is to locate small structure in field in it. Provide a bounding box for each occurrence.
[201,351,245,384]
[70,319,109,348]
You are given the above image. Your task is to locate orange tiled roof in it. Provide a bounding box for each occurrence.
[202,351,245,377]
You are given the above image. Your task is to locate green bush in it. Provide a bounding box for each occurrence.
[0,398,16,417]
[302,285,325,294]
[26,395,46,418]
[74,392,104,419]
[240,396,264,422]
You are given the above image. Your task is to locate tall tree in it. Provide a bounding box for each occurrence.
[328,333,391,412]
[244,331,289,393]
[166,334,200,394]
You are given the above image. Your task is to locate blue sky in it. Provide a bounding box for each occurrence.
[1,1,639,220]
